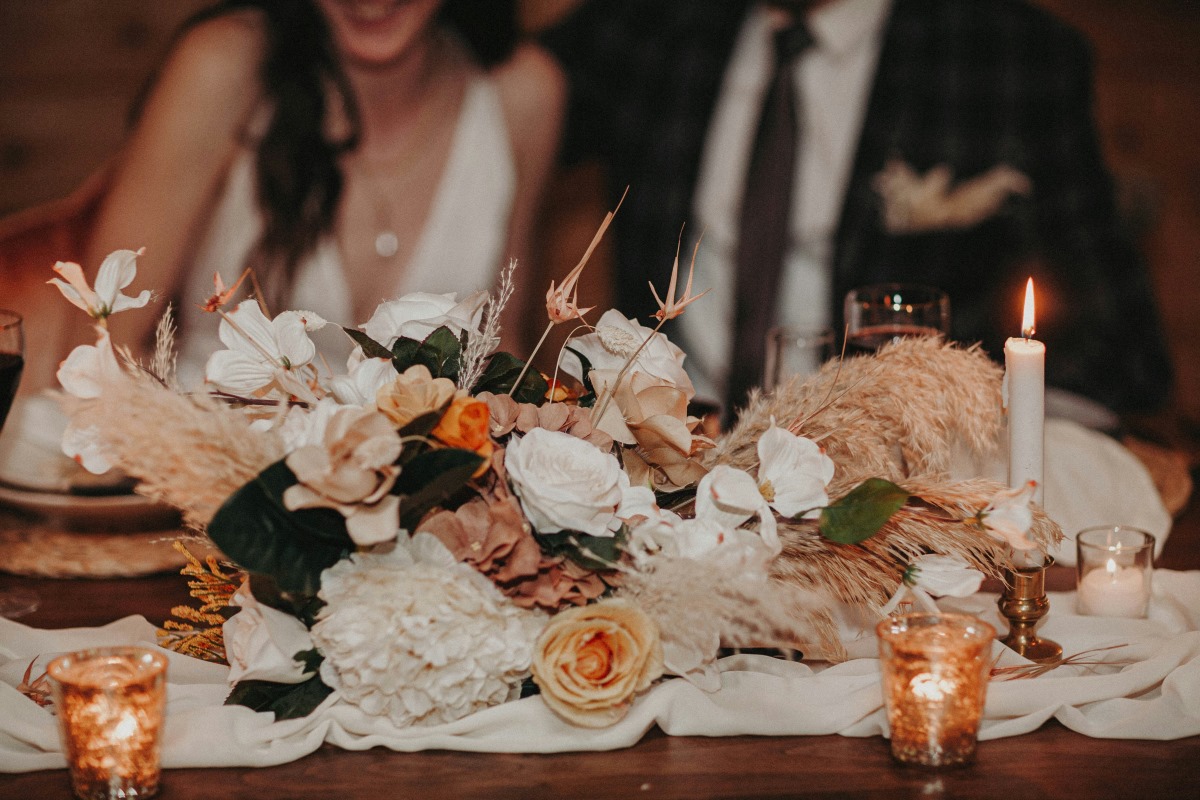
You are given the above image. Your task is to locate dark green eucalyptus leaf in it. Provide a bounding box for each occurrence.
[341,327,392,359]
[394,448,484,531]
[390,337,420,371]
[207,461,353,594]
[225,673,333,720]
[564,346,596,407]
[413,326,463,380]
[535,524,627,571]
[818,478,909,545]
[294,648,324,674]
[246,573,322,622]
[474,352,550,405]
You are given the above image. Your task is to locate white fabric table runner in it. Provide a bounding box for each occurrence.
[3,570,1199,772]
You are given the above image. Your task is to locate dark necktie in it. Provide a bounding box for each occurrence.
[725,22,814,423]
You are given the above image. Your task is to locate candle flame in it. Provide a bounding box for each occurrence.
[1105,557,1118,576]
[1021,277,1036,338]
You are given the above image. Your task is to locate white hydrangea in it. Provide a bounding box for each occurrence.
[310,534,544,728]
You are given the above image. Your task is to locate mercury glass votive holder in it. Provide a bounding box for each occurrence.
[876,613,995,768]
[48,647,168,800]
[1075,526,1155,619]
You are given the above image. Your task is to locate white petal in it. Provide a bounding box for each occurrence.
[219,300,278,357]
[273,311,317,367]
[205,350,277,395]
[93,249,141,306]
[695,465,761,530]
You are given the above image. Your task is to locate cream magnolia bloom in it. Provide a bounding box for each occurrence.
[504,428,627,537]
[205,300,321,402]
[329,357,396,406]
[48,248,151,320]
[283,406,402,545]
[906,554,984,598]
[756,421,835,519]
[223,580,315,684]
[694,465,779,552]
[562,310,695,399]
[361,291,486,349]
[532,598,664,728]
[980,481,1038,551]
[58,327,125,473]
[57,326,123,400]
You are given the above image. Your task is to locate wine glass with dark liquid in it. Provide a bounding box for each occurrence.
[843,284,950,355]
[0,310,39,619]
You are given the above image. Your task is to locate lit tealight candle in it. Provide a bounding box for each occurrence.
[48,647,168,800]
[1077,557,1150,619]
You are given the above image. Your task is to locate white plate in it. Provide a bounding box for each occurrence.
[0,393,129,494]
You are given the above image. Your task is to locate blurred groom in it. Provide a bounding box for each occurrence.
[542,0,1171,418]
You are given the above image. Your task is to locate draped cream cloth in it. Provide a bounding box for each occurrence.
[3,571,1199,773]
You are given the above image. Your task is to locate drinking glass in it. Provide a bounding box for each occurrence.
[843,284,950,354]
[0,310,39,619]
[1075,526,1155,619]
[763,326,835,391]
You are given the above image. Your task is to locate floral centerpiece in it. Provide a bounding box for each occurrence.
[48,218,1059,730]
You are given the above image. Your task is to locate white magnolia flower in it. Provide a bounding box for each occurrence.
[879,554,984,616]
[694,465,779,552]
[980,480,1038,551]
[311,534,544,728]
[361,291,487,350]
[48,248,151,320]
[504,428,629,537]
[562,309,695,399]
[329,357,396,406]
[57,326,123,400]
[250,397,343,453]
[906,554,984,598]
[58,327,125,473]
[205,300,319,402]
[223,579,315,685]
[756,420,835,519]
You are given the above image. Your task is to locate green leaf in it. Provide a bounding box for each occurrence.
[474,351,549,405]
[818,478,909,545]
[412,326,463,380]
[564,346,596,407]
[247,573,323,624]
[207,461,353,594]
[390,337,420,369]
[225,673,333,720]
[341,327,392,359]
[393,448,484,531]
[535,524,627,571]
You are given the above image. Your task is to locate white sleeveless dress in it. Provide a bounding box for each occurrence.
[176,75,516,387]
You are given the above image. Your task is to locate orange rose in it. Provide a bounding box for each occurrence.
[432,396,494,474]
[531,599,664,728]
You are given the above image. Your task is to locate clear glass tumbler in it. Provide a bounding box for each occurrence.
[1075,526,1155,618]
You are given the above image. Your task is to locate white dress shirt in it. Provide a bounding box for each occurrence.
[679,0,893,402]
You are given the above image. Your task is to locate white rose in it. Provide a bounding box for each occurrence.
[505,428,626,537]
[361,291,486,349]
[562,310,694,399]
[223,580,315,685]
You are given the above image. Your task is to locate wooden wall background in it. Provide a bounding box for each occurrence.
[1,0,1197,426]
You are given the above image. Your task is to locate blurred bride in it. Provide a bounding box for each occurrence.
[86,0,564,385]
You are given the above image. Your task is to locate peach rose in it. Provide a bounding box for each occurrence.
[432,396,493,475]
[376,365,457,428]
[532,599,663,728]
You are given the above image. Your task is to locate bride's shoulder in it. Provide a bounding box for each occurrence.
[491,42,566,164]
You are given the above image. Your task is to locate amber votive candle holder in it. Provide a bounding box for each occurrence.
[876,613,995,768]
[48,647,168,800]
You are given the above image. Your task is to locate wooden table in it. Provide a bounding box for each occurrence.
[3,492,1199,799]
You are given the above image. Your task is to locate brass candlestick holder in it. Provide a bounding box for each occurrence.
[997,557,1062,664]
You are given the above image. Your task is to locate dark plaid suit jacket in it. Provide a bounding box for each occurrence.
[543,0,1172,413]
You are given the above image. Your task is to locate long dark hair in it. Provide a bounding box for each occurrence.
[142,0,517,302]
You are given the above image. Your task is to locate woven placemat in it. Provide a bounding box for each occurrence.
[0,511,216,578]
